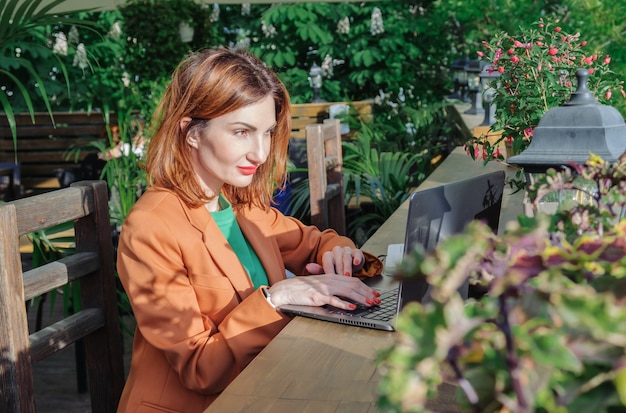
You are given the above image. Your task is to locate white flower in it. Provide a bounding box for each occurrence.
[370,7,384,36]
[321,54,333,78]
[409,5,425,16]
[73,43,88,70]
[241,3,251,16]
[209,3,220,23]
[374,89,390,105]
[52,32,68,56]
[405,122,416,135]
[68,26,80,44]
[108,21,122,40]
[122,72,131,87]
[336,17,350,35]
[235,37,251,50]
[261,20,277,38]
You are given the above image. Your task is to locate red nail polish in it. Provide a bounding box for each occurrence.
[345,271,351,277]
[373,290,381,297]
[349,304,357,310]
[366,299,373,305]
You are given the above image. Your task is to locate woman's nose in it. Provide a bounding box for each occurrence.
[249,134,270,163]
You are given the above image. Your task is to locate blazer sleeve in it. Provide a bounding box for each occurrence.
[117,205,291,395]
[248,207,382,276]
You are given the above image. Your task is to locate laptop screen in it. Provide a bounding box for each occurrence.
[404,170,506,254]
[400,171,506,303]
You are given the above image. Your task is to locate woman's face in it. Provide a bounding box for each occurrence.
[185,95,276,196]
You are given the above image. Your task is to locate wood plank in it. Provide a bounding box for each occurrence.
[23,252,99,301]
[29,309,105,363]
[0,204,36,412]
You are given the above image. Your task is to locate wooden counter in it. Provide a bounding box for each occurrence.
[205,148,523,413]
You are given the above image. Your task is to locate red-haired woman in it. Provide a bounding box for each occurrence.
[116,48,382,412]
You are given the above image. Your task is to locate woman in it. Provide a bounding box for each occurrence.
[116,48,382,412]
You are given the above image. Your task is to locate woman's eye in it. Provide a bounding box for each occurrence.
[234,129,248,137]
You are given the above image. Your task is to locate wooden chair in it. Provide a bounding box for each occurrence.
[0,180,125,413]
[0,112,115,195]
[306,119,347,236]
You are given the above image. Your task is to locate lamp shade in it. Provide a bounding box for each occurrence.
[508,68,626,173]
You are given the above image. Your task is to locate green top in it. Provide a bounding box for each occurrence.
[210,196,269,289]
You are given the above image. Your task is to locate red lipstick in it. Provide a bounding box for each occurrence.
[237,166,258,175]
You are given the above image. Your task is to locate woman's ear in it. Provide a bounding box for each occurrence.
[180,117,192,134]
[180,117,197,148]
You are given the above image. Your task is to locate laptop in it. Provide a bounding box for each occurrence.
[278,170,506,331]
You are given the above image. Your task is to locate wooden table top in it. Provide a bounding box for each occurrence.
[205,147,523,413]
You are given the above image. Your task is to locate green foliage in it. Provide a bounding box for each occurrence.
[467,17,626,161]
[378,155,626,412]
[215,2,449,105]
[0,0,101,143]
[120,0,213,86]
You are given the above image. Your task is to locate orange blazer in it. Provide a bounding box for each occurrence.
[116,188,360,412]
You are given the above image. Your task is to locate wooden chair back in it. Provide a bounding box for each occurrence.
[306,119,346,235]
[0,180,124,413]
[0,112,115,195]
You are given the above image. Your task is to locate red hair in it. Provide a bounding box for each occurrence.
[146,48,292,209]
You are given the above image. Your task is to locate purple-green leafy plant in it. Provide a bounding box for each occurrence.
[378,154,626,413]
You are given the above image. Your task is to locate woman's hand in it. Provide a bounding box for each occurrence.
[304,246,365,277]
[267,274,380,310]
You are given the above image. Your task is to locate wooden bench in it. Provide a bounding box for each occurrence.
[0,180,125,413]
[290,100,373,139]
[0,112,115,196]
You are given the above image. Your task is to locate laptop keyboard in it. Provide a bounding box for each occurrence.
[325,287,400,322]
[357,287,399,321]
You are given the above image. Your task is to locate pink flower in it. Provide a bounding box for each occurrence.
[513,40,523,48]
[584,57,593,65]
[524,128,534,140]
[511,55,520,63]
[498,66,504,73]
[580,40,587,46]
[554,26,561,32]
[606,89,612,100]
[604,55,611,65]
[548,48,558,56]
[588,68,595,74]
[507,48,514,55]
[536,41,544,47]
[477,51,484,57]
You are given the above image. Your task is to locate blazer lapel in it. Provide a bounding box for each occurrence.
[186,204,255,299]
